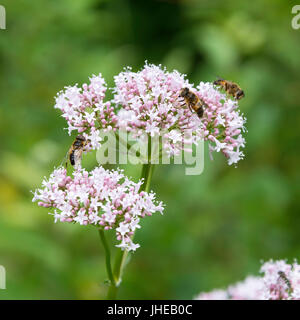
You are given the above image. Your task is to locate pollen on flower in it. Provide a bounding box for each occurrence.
[32,166,164,252]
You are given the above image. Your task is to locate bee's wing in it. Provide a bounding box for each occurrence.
[73,149,83,168]
[60,150,70,168]
[213,74,223,84]
[231,83,239,90]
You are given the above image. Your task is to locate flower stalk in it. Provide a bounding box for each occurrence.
[104,138,154,300]
[98,229,116,287]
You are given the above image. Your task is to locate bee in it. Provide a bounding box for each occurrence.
[179,87,206,118]
[278,271,292,291]
[65,135,87,168]
[213,78,245,100]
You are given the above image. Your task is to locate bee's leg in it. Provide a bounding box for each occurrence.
[180,102,192,112]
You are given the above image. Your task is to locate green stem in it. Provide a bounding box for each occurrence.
[106,136,154,300]
[141,162,155,193]
[98,229,116,288]
[115,131,141,158]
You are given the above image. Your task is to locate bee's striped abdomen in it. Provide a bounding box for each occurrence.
[70,151,75,166]
[197,107,204,118]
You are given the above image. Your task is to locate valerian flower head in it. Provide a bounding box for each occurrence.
[53,63,247,165]
[259,259,300,300]
[196,82,247,166]
[194,277,264,300]
[32,166,164,251]
[227,276,264,300]
[113,62,203,156]
[113,62,246,164]
[54,74,118,150]
[195,260,300,300]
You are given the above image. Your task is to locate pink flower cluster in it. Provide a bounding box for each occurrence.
[195,260,300,300]
[112,63,246,163]
[54,74,118,150]
[52,63,247,164]
[196,82,246,166]
[113,63,203,156]
[32,166,164,251]
[260,259,300,300]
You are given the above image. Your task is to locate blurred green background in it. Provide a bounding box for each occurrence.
[0,0,299,299]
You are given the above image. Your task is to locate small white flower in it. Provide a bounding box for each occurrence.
[168,129,182,144]
[116,222,130,236]
[73,209,88,225]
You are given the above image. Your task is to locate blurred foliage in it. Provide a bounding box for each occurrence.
[0,0,299,299]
